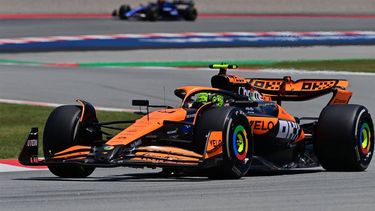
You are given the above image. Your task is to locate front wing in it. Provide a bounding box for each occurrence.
[18,128,221,169]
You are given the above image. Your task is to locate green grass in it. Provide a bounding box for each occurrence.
[79,59,375,72]
[0,103,139,159]
[1,58,375,72]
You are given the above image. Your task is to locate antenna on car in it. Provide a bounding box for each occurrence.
[209,63,238,75]
[132,100,150,121]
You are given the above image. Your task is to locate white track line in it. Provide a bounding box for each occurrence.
[0,164,47,172]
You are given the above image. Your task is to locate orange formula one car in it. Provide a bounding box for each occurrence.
[19,64,374,179]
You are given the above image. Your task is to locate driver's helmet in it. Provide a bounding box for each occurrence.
[211,94,224,107]
[196,92,209,104]
[195,92,224,107]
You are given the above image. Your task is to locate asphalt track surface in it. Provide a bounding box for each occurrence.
[2,46,375,63]
[2,167,375,211]
[1,65,375,210]
[1,17,375,38]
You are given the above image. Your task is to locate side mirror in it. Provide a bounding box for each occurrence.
[132,100,149,107]
[174,89,186,99]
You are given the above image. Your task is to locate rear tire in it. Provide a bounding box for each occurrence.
[43,105,95,178]
[182,6,197,21]
[315,104,374,171]
[194,107,253,179]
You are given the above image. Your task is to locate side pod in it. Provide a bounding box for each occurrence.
[18,127,41,165]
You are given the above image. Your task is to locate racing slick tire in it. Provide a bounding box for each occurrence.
[118,4,131,20]
[146,6,158,21]
[43,105,95,178]
[182,6,197,21]
[315,104,374,171]
[194,107,253,179]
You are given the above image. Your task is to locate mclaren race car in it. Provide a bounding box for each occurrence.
[19,64,374,179]
[112,0,197,21]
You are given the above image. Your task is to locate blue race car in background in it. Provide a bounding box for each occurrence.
[112,0,197,21]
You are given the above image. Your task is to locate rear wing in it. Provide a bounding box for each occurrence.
[248,77,351,103]
[209,64,352,105]
[211,74,352,105]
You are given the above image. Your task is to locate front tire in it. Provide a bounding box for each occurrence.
[315,104,374,171]
[43,105,95,178]
[194,107,253,179]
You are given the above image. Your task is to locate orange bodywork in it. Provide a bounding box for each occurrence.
[248,78,351,104]
[277,106,296,122]
[131,146,202,165]
[136,146,202,159]
[329,89,352,105]
[106,108,187,146]
[226,74,249,85]
[205,131,223,159]
[248,116,278,135]
[249,78,349,93]
[51,145,91,160]
[247,104,295,135]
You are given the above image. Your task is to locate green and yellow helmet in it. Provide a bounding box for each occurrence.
[196,92,209,103]
[211,94,224,107]
[195,92,225,107]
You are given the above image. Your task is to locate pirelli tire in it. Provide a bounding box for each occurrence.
[194,106,253,179]
[43,105,95,178]
[182,6,197,21]
[118,4,131,20]
[315,104,374,171]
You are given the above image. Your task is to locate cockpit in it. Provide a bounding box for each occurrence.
[181,90,235,109]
